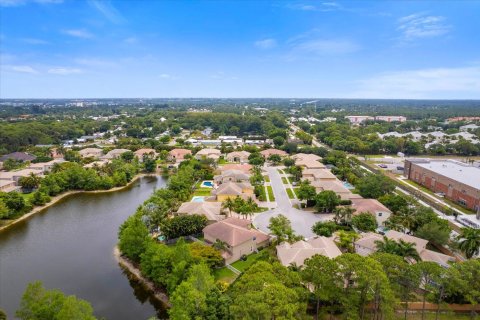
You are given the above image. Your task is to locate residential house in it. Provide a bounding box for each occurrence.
[260,148,287,158]
[276,237,342,267]
[101,149,131,160]
[350,198,392,226]
[310,180,361,200]
[302,169,337,182]
[214,169,250,184]
[0,152,36,162]
[354,231,455,268]
[195,148,222,161]
[177,202,225,222]
[219,163,253,174]
[203,217,270,263]
[134,148,157,162]
[79,148,104,159]
[28,159,65,173]
[0,180,19,192]
[211,182,255,201]
[168,148,192,162]
[226,151,250,163]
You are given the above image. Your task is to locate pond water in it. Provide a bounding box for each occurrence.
[0,176,168,320]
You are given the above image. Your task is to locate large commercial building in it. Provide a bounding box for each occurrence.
[404,159,480,211]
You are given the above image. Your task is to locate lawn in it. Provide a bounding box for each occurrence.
[263,175,270,182]
[213,267,237,283]
[286,188,295,199]
[277,169,285,174]
[192,189,212,196]
[230,252,265,272]
[282,177,288,184]
[266,186,275,201]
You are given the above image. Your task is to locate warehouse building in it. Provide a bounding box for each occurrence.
[404,159,480,211]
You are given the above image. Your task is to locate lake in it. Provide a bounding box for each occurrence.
[0,176,168,319]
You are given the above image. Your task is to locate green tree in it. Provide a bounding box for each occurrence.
[413,261,445,320]
[296,180,316,203]
[221,197,235,217]
[302,255,341,319]
[336,230,359,253]
[228,261,307,319]
[268,214,301,243]
[4,191,26,212]
[415,220,451,247]
[18,173,42,191]
[356,174,395,199]
[15,281,96,320]
[118,215,151,262]
[315,190,340,213]
[283,157,295,167]
[0,200,9,219]
[333,206,355,225]
[351,212,378,232]
[311,221,338,237]
[273,136,285,148]
[121,151,135,162]
[456,227,480,259]
[267,154,282,165]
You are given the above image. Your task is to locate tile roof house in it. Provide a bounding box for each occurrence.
[134,148,157,162]
[28,159,65,173]
[354,231,455,268]
[79,148,104,159]
[260,148,287,158]
[101,149,131,160]
[350,198,392,226]
[310,180,361,200]
[276,237,342,267]
[0,169,44,184]
[0,152,36,162]
[293,153,325,169]
[214,169,251,184]
[302,169,337,182]
[168,148,192,162]
[195,148,222,161]
[219,163,253,174]
[177,201,225,222]
[0,180,19,193]
[203,217,270,263]
[211,181,255,201]
[226,151,251,163]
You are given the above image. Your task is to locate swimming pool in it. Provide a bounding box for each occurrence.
[191,196,206,202]
[342,181,354,189]
[201,180,214,188]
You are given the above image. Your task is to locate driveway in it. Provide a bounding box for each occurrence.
[253,166,326,238]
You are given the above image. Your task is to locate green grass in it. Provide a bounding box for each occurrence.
[192,189,212,197]
[282,177,288,184]
[266,186,275,201]
[277,169,285,174]
[263,175,270,182]
[213,267,237,283]
[401,179,474,215]
[287,176,293,184]
[255,207,269,212]
[286,188,295,199]
[230,252,265,272]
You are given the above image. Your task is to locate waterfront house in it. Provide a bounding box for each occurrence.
[177,201,225,222]
[203,217,270,264]
[134,148,157,162]
[101,149,131,160]
[211,182,255,201]
[168,148,192,162]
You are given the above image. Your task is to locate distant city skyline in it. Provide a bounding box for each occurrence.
[1,0,479,99]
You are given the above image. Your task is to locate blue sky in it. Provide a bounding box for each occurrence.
[0,0,479,99]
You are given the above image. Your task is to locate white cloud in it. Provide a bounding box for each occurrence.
[397,13,450,40]
[7,65,39,74]
[352,66,480,99]
[159,74,171,79]
[254,38,277,49]
[48,67,83,75]
[87,0,125,24]
[292,39,359,55]
[62,29,94,39]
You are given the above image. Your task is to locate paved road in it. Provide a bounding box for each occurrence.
[253,166,325,238]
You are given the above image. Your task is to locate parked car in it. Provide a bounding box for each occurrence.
[378,164,387,168]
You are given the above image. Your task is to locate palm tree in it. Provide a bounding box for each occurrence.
[221,198,235,217]
[457,227,480,259]
[396,240,421,262]
[375,236,400,255]
[212,239,228,251]
[333,206,355,225]
[246,197,257,219]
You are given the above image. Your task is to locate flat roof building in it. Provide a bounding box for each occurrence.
[404,159,480,211]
